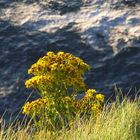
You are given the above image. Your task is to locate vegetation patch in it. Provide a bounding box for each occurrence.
[22,52,104,131]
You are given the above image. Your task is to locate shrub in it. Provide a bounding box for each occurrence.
[22,52,104,131]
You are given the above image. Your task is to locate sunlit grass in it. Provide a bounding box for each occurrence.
[1,96,139,140]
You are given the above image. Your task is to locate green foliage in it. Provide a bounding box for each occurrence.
[22,52,104,131]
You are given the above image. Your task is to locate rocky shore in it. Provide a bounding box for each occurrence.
[0,0,140,121]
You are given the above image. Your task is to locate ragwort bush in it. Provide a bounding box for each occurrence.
[22,52,104,131]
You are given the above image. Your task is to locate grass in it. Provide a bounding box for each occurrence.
[0,96,140,140]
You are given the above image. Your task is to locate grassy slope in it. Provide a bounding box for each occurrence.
[0,97,140,140]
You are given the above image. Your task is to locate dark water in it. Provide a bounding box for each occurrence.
[0,2,140,121]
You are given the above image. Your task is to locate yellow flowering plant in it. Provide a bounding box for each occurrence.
[23,51,105,131]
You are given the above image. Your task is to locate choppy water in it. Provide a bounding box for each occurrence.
[0,1,140,121]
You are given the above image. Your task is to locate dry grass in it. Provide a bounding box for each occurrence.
[0,96,140,140]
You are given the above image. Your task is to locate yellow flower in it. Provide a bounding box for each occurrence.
[85,89,97,98]
[91,104,98,110]
[51,63,58,71]
[25,75,54,88]
[96,94,104,102]
[57,52,65,56]
[22,97,49,115]
[47,52,55,57]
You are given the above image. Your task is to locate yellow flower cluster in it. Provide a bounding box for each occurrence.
[22,97,49,115]
[75,89,105,114]
[23,51,105,131]
[85,89,96,98]
[25,75,55,89]
[95,94,105,103]
[28,51,89,76]
[85,89,104,103]
[25,51,90,95]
